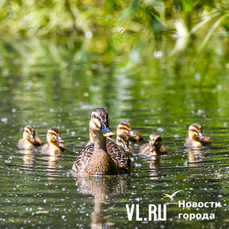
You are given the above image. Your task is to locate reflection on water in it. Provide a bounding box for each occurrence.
[75,176,131,228]
[19,149,36,168]
[140,155,163,180]
[186,147,211,168]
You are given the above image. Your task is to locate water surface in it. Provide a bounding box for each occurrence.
[0,63,229,228]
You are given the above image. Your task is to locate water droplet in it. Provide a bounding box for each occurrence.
[1,117,7,123]
[85,31,92,39]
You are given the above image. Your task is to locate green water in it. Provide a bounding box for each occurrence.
[0,63,229,229]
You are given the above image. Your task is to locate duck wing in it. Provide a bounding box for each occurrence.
[72,144,94,174]
[106,137,134,173]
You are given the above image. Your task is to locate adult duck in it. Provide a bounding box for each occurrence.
[72,108,134,175]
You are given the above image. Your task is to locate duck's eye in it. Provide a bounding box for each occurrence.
[120,127,128,130]
[92,114,97,119]
[25,130,29,134]
[191,129,196,132]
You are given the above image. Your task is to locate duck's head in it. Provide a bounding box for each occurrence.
[116,122,136,138]
[188,123,204,141]
[23,125,36,143]
[116,133,130,154]
[47,127,64,145]
[89,108,115,137]
[149,133,163,151]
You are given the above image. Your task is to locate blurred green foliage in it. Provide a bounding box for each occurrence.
[0,0,229,69]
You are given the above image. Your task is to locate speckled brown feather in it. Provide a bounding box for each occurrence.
[72,144,94,174]
[72,138,134,174]
[106,137,134,173]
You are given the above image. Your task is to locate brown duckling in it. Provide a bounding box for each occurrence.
[41,127,66,154]
[72,108,134,175]
[18,125,43,149]
[184,123,211,147]
[116,122,143,143]
[139,133,167,156]
[116,133,132,156]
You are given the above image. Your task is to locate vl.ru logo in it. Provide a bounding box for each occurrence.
[126,190,183,222]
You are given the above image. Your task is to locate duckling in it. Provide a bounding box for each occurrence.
[41,127,66,154]
[116,133,132,155]
[184,123,212,147]
[72,108,134,175]
[139,133,167,156]
[18,125,43,149]
[116,122,143,143]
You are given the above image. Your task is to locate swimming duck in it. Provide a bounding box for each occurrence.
[72,108,134,175]
[184,123,211,147]
[116,122,143,143]
[18,125,43,149]
[41,127,66,154]
[139,133,167,155]
[116,133,132,155]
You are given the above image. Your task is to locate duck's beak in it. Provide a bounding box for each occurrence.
[57,135,64,143]
[100,121,115,137]
[150,142,155,152]
[128,130,137,138]
[29,134,35,143]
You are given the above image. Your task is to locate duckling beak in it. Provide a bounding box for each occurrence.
[128,130,137,138]
[198,132,204,140]
[198,132,203,137]
[150,143,155,152]
[100,121,115,137]
[123,143,130,153]
[29,134,35,143]
[57,135,64,143]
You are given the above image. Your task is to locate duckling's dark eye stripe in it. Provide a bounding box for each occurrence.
[49,132,57,136]
[120,127,129,130]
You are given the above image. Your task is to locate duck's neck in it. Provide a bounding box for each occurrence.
[91,131,107,152]
[49,142,59,151]
[89,130,94,144]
